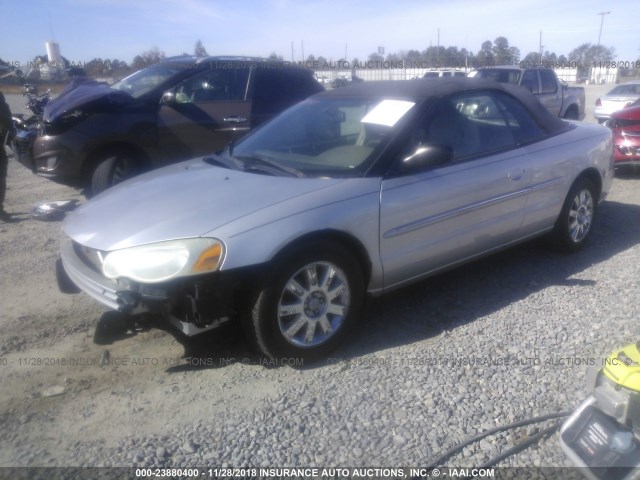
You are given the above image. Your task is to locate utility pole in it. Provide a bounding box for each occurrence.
[597,11,610,48]
[538,31,543,64]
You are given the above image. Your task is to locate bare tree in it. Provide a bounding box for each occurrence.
[131,47,165,70]
[194,40,208,57]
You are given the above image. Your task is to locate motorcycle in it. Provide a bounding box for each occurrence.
[10,84,52,165]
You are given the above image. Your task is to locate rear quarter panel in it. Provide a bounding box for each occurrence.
[520,122,613,235]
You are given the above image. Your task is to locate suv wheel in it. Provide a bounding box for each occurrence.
[90,151,143,196]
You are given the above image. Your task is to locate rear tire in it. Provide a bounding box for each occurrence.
[549,178,597,252]
[563,106,579,120]
[90,151,144,196]
[243,241,364,363]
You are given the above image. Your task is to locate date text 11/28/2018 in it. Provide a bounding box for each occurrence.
[517,60,640,69]
[135,467,496,478]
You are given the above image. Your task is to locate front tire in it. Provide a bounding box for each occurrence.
[90,151,143,196]
[549,178,597,252]
[244,241,364,362]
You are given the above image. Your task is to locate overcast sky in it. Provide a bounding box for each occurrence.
[1,0,639,67]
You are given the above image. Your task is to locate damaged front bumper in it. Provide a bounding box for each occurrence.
[57,236,244,336]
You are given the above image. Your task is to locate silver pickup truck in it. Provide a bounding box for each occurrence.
[469,67,585,120]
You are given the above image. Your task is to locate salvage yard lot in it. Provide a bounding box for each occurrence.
[0,83,639,469]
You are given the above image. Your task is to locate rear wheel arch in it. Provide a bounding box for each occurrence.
[563,104,579,120]
[575,168,603,201]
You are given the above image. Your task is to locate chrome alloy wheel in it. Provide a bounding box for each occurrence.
[277,261,351,347]
[568,188,594,243]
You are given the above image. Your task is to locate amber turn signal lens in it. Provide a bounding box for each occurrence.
[192,243,223,272]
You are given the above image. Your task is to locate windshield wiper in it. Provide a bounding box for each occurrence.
[204,152,244,171]
[234,154,305,178]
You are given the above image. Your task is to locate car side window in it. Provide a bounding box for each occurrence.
[431,93,518,157]
[539,70,557,94]
[521,70,539,94]
[492,92,547,144]
[174,68,249,104]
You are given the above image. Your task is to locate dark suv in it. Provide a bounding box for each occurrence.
[24,56,323,193]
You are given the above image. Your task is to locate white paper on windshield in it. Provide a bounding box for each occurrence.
[361,99,415,127]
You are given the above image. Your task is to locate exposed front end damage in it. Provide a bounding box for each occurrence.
[57,236,247,336]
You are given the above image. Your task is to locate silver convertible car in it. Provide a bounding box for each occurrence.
[57,78,614,361]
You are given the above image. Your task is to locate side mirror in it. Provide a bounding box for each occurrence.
[160,90,176,105]
[396,144,453,174]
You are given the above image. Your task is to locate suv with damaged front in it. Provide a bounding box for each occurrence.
[23,56,322,194]
[57,78,614,361]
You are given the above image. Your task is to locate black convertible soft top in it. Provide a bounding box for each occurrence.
[317,77,568,134]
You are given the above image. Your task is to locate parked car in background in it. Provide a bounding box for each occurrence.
[423,70,466,78]
[330,75,364,89]
[468,66,585,120]
[608,105,640,169]
[595,81,640,124]
[22,56,323,194]
[314,74,330,85]
[57,78,613,361]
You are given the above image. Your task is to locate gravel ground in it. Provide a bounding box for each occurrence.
[0,83,639,475]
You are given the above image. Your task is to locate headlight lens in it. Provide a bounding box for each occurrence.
[102,238,225,283]
[44,109,88,135]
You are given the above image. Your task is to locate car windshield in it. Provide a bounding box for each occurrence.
[607,84,640,96]
[226,97,416,178]
[110,62,190,98]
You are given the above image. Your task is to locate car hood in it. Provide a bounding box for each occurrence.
[63,159,355,251]
[44,81,133,122]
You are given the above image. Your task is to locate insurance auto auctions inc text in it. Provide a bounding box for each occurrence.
[203,467,495,478]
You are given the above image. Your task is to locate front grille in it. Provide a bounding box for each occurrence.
[13,134,33,161]
[60,237,121,311]
[72,241,105,274]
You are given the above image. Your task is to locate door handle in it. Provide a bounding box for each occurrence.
[508,169,525,181]
[223,116,247,123]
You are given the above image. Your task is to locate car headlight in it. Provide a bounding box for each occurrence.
[44,109,89,135]
[102,238,225,283]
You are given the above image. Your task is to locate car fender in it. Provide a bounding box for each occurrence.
[212,181,385,291]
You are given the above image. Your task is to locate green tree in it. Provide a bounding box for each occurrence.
[522,51,540,65]
[476,40,494,66]
[492,37,511,64]
[542,51,557,64]
[508,46,521,65]
[267,52,284,61]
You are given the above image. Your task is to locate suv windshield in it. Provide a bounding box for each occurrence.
[227,97,415,178]
[111,62,191,98]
